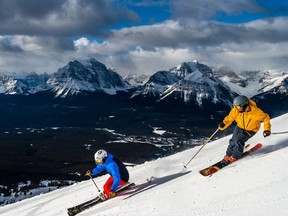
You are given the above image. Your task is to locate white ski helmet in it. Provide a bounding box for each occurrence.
[94,149,107,164]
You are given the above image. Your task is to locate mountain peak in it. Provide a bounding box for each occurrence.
[132,61,235,108]
[47,59,129,97]
[75,58,106,69]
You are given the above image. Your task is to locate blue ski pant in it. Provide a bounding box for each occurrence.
[226,126,256,159]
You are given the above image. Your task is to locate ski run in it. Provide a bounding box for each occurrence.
[0,113,288,216]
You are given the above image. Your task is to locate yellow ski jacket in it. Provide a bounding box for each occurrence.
[220,99,271,133]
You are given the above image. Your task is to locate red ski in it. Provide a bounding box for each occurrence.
[199,143,263,176]
[67,182,135,216]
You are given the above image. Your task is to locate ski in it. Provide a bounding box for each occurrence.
[199,143,263,176]
[67,182,135,216]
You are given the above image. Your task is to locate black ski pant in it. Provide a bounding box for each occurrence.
[226,126,256,159]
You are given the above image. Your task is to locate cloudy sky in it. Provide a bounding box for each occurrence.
[0,0,288,76]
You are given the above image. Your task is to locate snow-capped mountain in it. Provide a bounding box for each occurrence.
[132,61,236,108]
[131,71,181,99]
[212,67,288,116]
[124,74,150,87]
[0,72,50,95]
[252,74,288,116]
[0,58,287,111]
[47,59,130,97]
[0,59,130,97]
[258,74,288,94]
[214,66,247,87]
[216,68,288,98]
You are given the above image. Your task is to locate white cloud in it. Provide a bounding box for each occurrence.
[68,17,288,75]
[107,47,197,75]
[0,1,288,76]
[74,37,90,47]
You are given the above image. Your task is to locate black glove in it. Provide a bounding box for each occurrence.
[263,130,271,137]
[218,122,225,129]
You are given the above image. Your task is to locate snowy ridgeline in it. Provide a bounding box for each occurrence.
[0,180,76,206]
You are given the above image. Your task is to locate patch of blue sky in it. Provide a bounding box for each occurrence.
[215,12,266,24]
[107,4,171,30]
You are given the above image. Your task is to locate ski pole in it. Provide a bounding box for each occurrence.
[89,175,101,192]
[183,128,220,168]
[272,131,288,135]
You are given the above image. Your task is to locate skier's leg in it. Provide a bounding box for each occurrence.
[232,130,255,159]
[226,127,241,156]
[119,179,127,187]
[103,176,114,196]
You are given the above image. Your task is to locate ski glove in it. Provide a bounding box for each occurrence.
[218,122,225,129]
[263,130,271,137]
[109,191,116,198]
[85,170,91,176]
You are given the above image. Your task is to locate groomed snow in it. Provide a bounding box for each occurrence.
[0,114,288,216]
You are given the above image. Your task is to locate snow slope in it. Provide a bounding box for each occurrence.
[1,114,288,216]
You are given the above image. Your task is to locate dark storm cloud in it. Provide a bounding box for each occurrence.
[0,0,62,21]
[0,37,23,52]
[0,0,139,37]
[32,37,75,51]
[108,17,288,51]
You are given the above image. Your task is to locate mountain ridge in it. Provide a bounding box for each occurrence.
[0,58,287,112]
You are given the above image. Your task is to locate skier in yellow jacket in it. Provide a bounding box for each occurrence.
[218,95,271,163]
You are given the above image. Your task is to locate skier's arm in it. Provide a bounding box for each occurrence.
[220,109,236,130]
[108,163,121,191]
[91,165,105,176]
[262,112,271,132]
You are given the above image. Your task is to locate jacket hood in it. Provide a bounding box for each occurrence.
[248,99,258,111]
[103,153,113,165]
[249,99,257,107]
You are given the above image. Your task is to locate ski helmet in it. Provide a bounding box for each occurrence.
[94,149,107,164]
[233,95,249,107]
